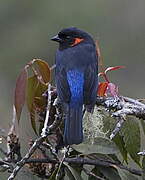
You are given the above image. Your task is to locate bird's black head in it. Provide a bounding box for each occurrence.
[51,27,95,50]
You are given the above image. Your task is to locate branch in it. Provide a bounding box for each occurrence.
[96,96,145,138]
[7,92,145,179]
[96,96,145,119]
[8,85,62,180]
[64,157,142,176]
[23,157,142,177]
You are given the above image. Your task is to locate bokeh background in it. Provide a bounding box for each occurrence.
[0,0,145,179]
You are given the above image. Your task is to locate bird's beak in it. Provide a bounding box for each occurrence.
[51,34,61,42]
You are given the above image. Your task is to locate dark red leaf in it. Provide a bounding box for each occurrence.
[14,68,27,122]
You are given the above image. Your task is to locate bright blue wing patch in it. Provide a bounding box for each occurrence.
[67,70,84,107]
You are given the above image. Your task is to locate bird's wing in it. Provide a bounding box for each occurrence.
[55,65,71,103]
[83,58,98,107]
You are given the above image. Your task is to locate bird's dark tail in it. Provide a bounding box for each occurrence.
[64,105,83,145]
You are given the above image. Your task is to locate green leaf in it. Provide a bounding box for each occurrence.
[88,167,103,180]
[26,75,39,111]
[48,168,58,180]
[142,156,145,179]
[26,75,39,134]
[116,167,139,180]
[34,59,51,84]
[113,134,128,163]
[39,121,44,135]
[140,119,145,136]
[14,68,27,122]
[72,137,118,155]
[121,117,141,166]
[64,162,83,180]
[26,75,47,134]
[98,166,121,180]
[29,107,37,135]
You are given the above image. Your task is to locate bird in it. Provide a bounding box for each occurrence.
[51,27,98,145]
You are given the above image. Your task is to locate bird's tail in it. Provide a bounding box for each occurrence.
[64,105,83,145]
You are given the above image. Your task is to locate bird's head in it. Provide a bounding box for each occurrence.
[51,27,94,50]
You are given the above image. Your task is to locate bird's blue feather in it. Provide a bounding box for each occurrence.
[67,70,84,107]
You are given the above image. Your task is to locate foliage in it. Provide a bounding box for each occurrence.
[14,59,50,133]
[12,58,145,179]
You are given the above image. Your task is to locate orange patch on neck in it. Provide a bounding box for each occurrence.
[71,38,84,46]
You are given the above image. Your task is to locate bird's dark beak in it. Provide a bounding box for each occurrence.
[51,34,61,42]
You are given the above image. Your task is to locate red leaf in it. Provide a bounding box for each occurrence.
[14,68,27,122]
[97,82,109,96]
[105,66,125,74]
[106,83,119,97]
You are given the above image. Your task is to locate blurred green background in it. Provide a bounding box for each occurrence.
[0,0,145,179]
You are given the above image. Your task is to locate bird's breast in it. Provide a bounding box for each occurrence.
[56,44,95,70]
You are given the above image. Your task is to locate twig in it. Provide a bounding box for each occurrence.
[8,84,61,180]
[56,146,69,180]
[7,106,17,156]
[8,84,51,180]
[0,160,14,171]
[41,83,52,137]
[42,142,59,160]
[110,117,125,139]
[8,136,45,180]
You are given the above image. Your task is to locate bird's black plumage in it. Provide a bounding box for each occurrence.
[51,27,98,145]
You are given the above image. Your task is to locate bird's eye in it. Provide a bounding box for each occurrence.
[66,35,71,39]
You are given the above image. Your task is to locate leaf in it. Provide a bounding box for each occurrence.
[30,107,37,135]
[113,134,128,163]
[26,75,39,112]
[142,156,145,179]
[34,59,51,84]
[26,75,39,134]
[106,83,119,97]
[116,167,139,180]
[33,81,47,110]
[88,167,103,180]
[121,118,141,166]
[98,166,121,180]
[48,167,58,180]
[26,75,47,134]
[14,68,27,122]
[64,162,83,180]
[140,119,145,136]
[105,66,125,74]
[65,166,76,180]
[72,137,119,155]
[96,40,104,73]
[97,82,108,96]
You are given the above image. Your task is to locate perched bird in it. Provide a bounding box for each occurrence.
[51,27,98,145]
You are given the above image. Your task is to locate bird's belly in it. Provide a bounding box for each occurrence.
[66,70,84,107]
